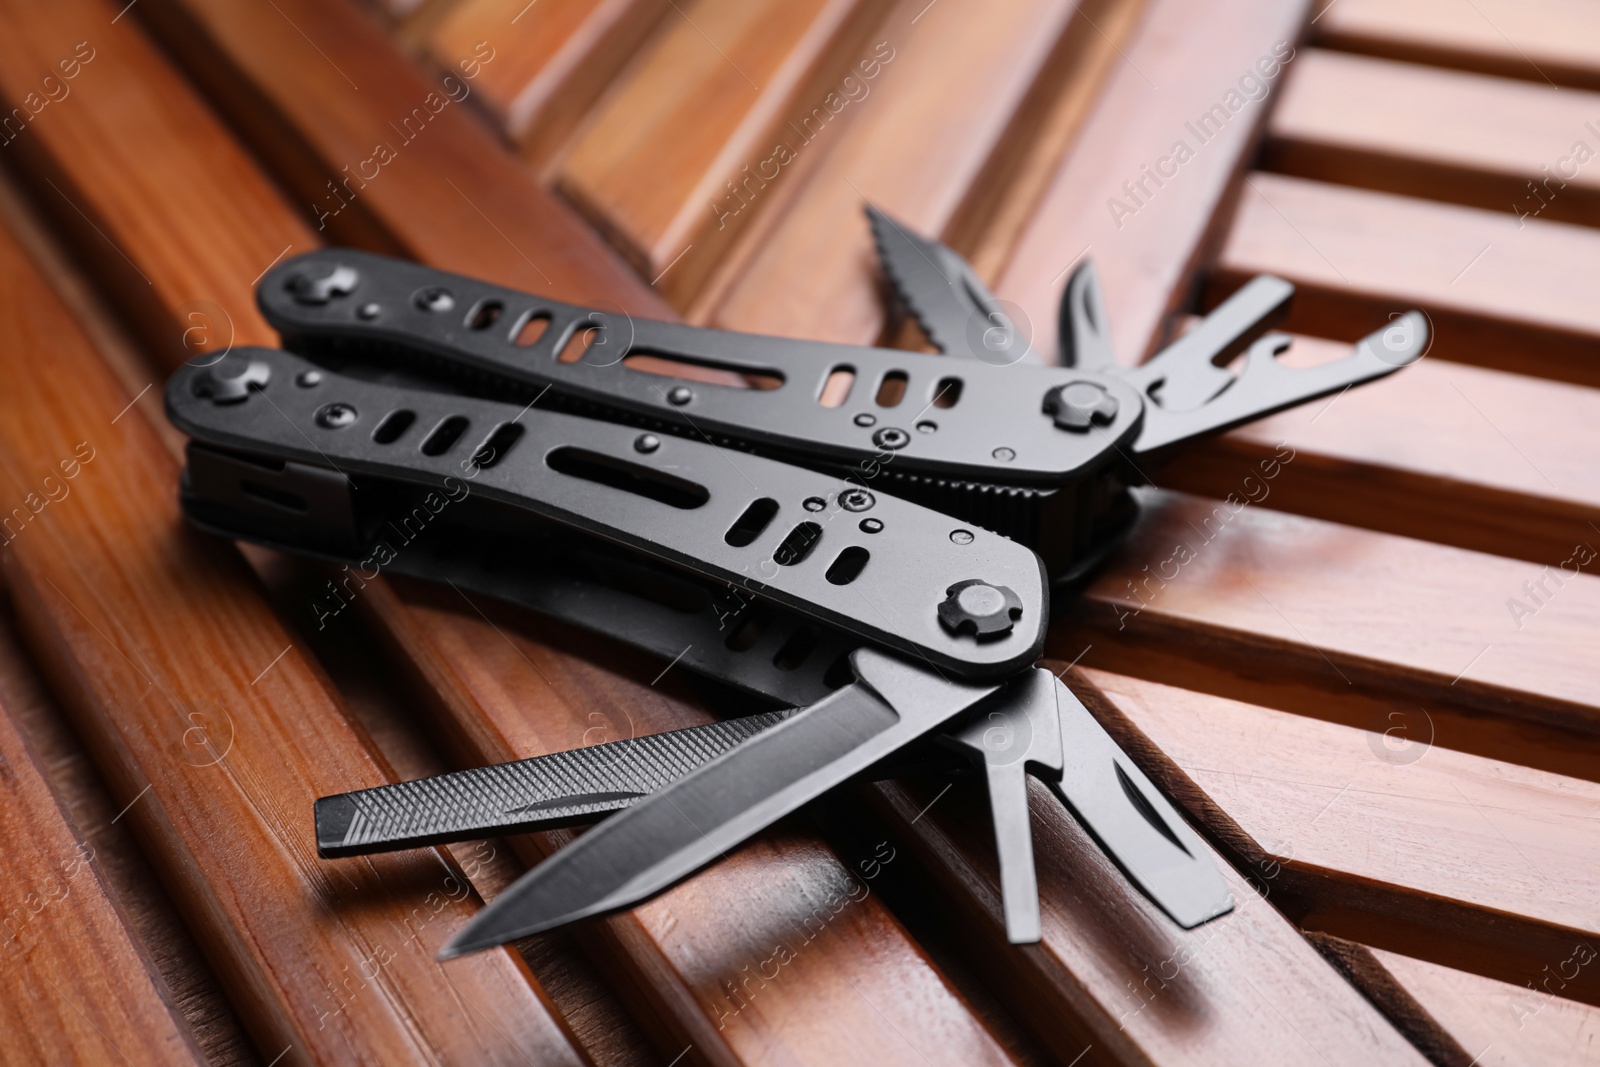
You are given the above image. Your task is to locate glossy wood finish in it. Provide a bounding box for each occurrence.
[1215,172,1600,387]
[558,0,889,304]
[872,765,1430,1065]
[7,0,1022,1062]
[0,0,1596,1060]
[1266,49,1600,225]
[427,0,671,166]
[0,640,205,1066]
[1084,669,1600,1006]
[996,0,1311,362]
[1069,487,1600,734]
[1315,0,1600,92]
[141,0,665,308]
[1374,947,1600,1066]
[705,0,1137,342]
[1162,332,1600,568]
[0,197,588,1064]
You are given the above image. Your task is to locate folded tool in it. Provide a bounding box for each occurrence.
[164,207,1425,957]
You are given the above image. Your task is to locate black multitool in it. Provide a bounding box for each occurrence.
[164,206,1425,956]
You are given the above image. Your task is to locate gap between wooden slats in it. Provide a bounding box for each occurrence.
[1078,667,1600,1010]
[1313,0,1600,93]
[1264,49,1600,228]
[34,0,1033,1060]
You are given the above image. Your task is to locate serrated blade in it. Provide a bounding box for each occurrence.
[866,205,1026,362]
[1049,676,1233,928]
[315,710,797,857]
[439,651,996,958]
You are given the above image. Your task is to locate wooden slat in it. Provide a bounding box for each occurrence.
[1305,934,1477,1066]
[44,1,1022,1061]
[1064,487,1600,736]
[426,0,671,165]
[1161,331,1600,567]
[1215,172,1600,387]
[557,0,890,303]
[140,0,663,308]
[1373,946,1600,1066]
[1314,0,1600,92]
[1081,668,1600,1007]
[0,630,206,1066]
[369,582,1022,1067]
[666,0,1440,1056]
[995,0,1311,363]
[704,0,1138,342]
[0,181,262,1066]
[0,207,587,1064]
[1265,49,1600,226]
[0,21,298,358]
[872,762,1429,1064]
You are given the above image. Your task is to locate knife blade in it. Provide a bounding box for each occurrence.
[438,650,998,958]
[866,205,1030,364]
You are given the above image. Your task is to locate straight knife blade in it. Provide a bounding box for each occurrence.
[439,650,997,957]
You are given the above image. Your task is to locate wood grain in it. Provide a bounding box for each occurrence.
[558,0,889,304]
[1374,946,1600,1066]
[0,208,588,1065]
[1305,933,1476,1067]
[870,738,1428,1065]
[1214,172,1600,387]
[0,176,260,1066]
[1065,486,1600,736]
[0,629,206,1066]
[140,0,667,309]
[364,563,1021,1067]
[426,0,671,166]
[1265,49,1600,226]
[1315,0,1600,92]
[704,0,1130,343]
[34,1,1024,1061]
[995,0,1311,363]
[0,5,299,357]
[1159,330,1600,568]
[1082,668,1600,1007]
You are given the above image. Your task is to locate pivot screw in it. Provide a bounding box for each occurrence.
[1043,380,1119,431]
[839,488,875,512]
[872,427,909,450]
[315,403,358,429]
[937,579,1023,638]
[634,433,660,454]
[288,264,359,305]
[194,357,270,404]
[667,386,693,406]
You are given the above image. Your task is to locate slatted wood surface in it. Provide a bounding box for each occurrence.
[0,0,1592,1063]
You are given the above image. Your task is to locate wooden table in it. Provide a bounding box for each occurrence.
[0,0,1594,1063]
